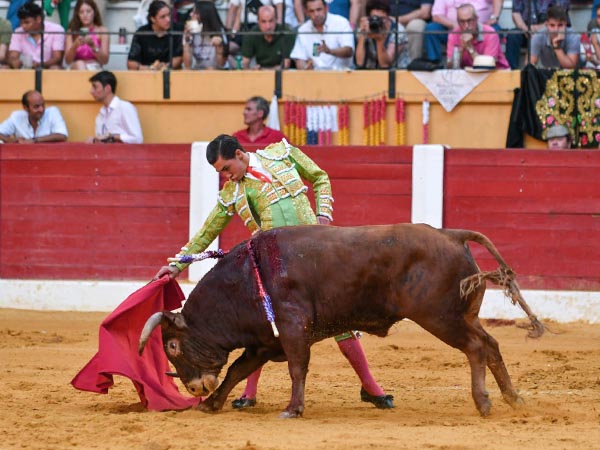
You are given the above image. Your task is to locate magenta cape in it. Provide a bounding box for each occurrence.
[71,276,201,411]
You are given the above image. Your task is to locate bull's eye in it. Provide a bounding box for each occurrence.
[166,339,181,357]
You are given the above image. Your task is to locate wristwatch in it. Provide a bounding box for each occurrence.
[490,14,497,21]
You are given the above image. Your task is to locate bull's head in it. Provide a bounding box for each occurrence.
[139,311,225,398]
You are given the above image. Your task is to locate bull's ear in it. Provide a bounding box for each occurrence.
[162,311,188,330]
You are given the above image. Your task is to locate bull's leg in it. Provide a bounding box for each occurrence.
[198,350,269,413]
[483,330,524,409]
[277,336,311,418]
[418,317,491,416]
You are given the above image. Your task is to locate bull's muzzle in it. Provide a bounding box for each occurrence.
[185,375,219,397]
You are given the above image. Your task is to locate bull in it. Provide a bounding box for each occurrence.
[139,223,544,418]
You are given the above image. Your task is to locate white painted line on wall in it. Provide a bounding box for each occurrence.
[0,279,598,323]
[187,141,220,282]
[411,145,444,228]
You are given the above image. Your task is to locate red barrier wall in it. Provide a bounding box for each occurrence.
[1,144,599,290]
[443,149,600,290]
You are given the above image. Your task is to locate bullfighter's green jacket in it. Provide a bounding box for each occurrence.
[173,139,334,271]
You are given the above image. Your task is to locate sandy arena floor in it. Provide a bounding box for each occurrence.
[1,308,599,450]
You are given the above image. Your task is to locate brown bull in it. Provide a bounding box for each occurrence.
[139,223,544,418]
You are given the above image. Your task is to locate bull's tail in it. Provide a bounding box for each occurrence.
[443,229,545,339]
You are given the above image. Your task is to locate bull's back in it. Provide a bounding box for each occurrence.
[257,224,479,337]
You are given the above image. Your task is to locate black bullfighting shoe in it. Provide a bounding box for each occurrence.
[231,396,257,409]
[360,388,395,409]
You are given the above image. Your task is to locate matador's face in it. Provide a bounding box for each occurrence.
[212,149,248,183]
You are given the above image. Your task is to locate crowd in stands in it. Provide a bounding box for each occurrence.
[0,0,599,71]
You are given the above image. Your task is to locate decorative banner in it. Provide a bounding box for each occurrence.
[285,100,342,145]
[395,98,406,145]
[411,70,490,112]
[422,100,430,144]
[362,95,388,145]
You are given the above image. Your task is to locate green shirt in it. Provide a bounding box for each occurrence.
[241,24,295,68]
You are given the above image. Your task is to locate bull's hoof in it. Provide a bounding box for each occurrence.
[477,400,492,417]
[503,394,525,409]
[196,402,218,413]
[231,397,256,409]
[360,388,395,409]
[278,410,302,419]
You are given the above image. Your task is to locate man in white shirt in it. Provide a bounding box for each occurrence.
[290,0,354,70]
[0,90,68,143]
[86,71,143,144]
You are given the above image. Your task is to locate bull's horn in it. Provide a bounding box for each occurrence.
[138,312,164,356]
[165,372,179,378]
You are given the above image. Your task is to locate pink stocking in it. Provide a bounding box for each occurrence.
[239,366,263,399]
[336,338,385,396]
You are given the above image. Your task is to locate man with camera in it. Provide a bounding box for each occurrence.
[505,0,570,69]
[355,0,409,69]
[529,5,579,69]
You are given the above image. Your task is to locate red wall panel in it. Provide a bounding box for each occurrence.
[443,149,600,290]
[2,144,599,291]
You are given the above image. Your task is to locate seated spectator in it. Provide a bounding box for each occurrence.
[7,1,65,69]
[0,90,68,143]
[355,0,409,69]
[226,0,283,53]
[505,0,570,70]
[86,71,143,144]
[446,4,508,69]
[291,0,354,70]
[390,0,432,62]
[183,1,229,70]
[546,124,571,149]
[232,96,288,144]
[586,5,600,68]
[0,17,12,68]
[64,0,109,70]
[128,0,183,70]
[529,5,579,69]
[424,0,501,64]
[241,5,295,69]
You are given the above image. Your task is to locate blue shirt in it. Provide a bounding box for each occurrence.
[0,107,68,140]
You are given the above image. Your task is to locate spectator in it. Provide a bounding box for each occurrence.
[128,0,183,70]
[183,1,229,70]
[389,0,432,61]
[226,0,284,52]
[505,0,570,70]
[64,0,109,70]
[545,124,571,149]
[232,96,288,144]
[0,17,12,68]
[290,0,354,70]
[446,4,508,69]
[86,71,143,144]
[588,5,600,68]
[355,0,409,69]
[326,0,363,29]
[241,5,295,69]
[0,90,68,143]
[7,1,65,69]
[424,0,501,63]
[529,5,579,69]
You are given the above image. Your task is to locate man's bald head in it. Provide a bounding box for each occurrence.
[258,5,277,34]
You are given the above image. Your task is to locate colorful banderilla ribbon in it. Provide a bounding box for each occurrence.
[246,240,280,338]
[167,249,227,264]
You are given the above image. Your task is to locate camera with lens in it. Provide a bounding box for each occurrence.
[368,15,384,33]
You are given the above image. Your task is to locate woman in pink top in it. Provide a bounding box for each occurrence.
[64,0,109,70]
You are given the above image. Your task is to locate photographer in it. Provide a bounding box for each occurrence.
[355,0,409,69]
